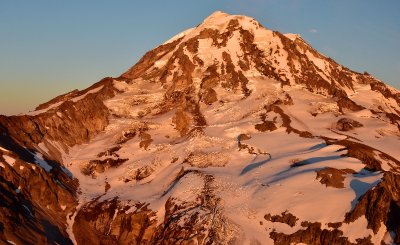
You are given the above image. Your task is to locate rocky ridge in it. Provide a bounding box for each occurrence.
[0,11,399,245]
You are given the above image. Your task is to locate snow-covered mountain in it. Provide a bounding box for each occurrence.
[1,11,399,244]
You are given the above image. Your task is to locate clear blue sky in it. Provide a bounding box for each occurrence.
[1,0,399,115]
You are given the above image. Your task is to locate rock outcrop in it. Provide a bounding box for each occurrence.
[0,11,399,244]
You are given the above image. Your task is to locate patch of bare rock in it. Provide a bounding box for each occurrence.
[316,167,356,188]
[336,118,363,131]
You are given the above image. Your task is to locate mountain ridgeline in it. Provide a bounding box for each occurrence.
[0,11,399,245]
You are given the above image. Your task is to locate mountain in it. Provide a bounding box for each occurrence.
[1,11,399,244]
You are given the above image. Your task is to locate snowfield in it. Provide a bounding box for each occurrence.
[2,10,398,245]
[55,72,398,243]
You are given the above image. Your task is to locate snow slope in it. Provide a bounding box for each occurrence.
[1,10,399,245]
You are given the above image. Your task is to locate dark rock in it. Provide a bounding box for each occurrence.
[269,222,373,245]
[336,118,363,131]
[73,199,157,245]
[255,120,277,132]
[139,132,153,150]
[264,211,299,227]
[82,158,128,176]
[0,153,77,244]
[97,145,122,158]
[316,167,355,188]
[345,172,400,240]
[238,133,251,142]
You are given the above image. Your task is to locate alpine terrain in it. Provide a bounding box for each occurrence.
[1,11,399,245]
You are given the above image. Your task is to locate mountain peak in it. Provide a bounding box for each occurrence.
[1,12,399,244]
[122,11,362,99]
[205,10,229,19]
[200,10,264,32]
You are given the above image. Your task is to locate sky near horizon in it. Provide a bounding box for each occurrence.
[0,0,399,115]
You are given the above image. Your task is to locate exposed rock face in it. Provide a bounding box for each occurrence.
[81,158,128,176]
[184,152,229,168]
[172,109,192,136]
[369,80,400,106]
[0,150,77,244]
[139,131,153,150]
[125,165,154,182]
[73,199,157,245]
[345,172,400,242]
[1,11,400,245]
[316,167,356,188]
[255,113,277,132]
[328,139,398,172]
[0,77,117,150]
[264,211,299,227]
[0,78,117,244]
[73,174,243,245]
[269,222,373,245]
[336,118,363,131]
[152,174,243,244]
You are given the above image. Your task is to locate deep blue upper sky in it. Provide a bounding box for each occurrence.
[1,0,399,115]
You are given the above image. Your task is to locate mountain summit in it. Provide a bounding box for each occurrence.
[0,11,399,244]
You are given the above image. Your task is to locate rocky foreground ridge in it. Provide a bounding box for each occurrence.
[0,11,399,244]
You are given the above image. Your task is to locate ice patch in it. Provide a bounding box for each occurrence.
[22,204,33,217]
[61,166,73,178]
[383,230,396,245]
[33,152,53,172]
